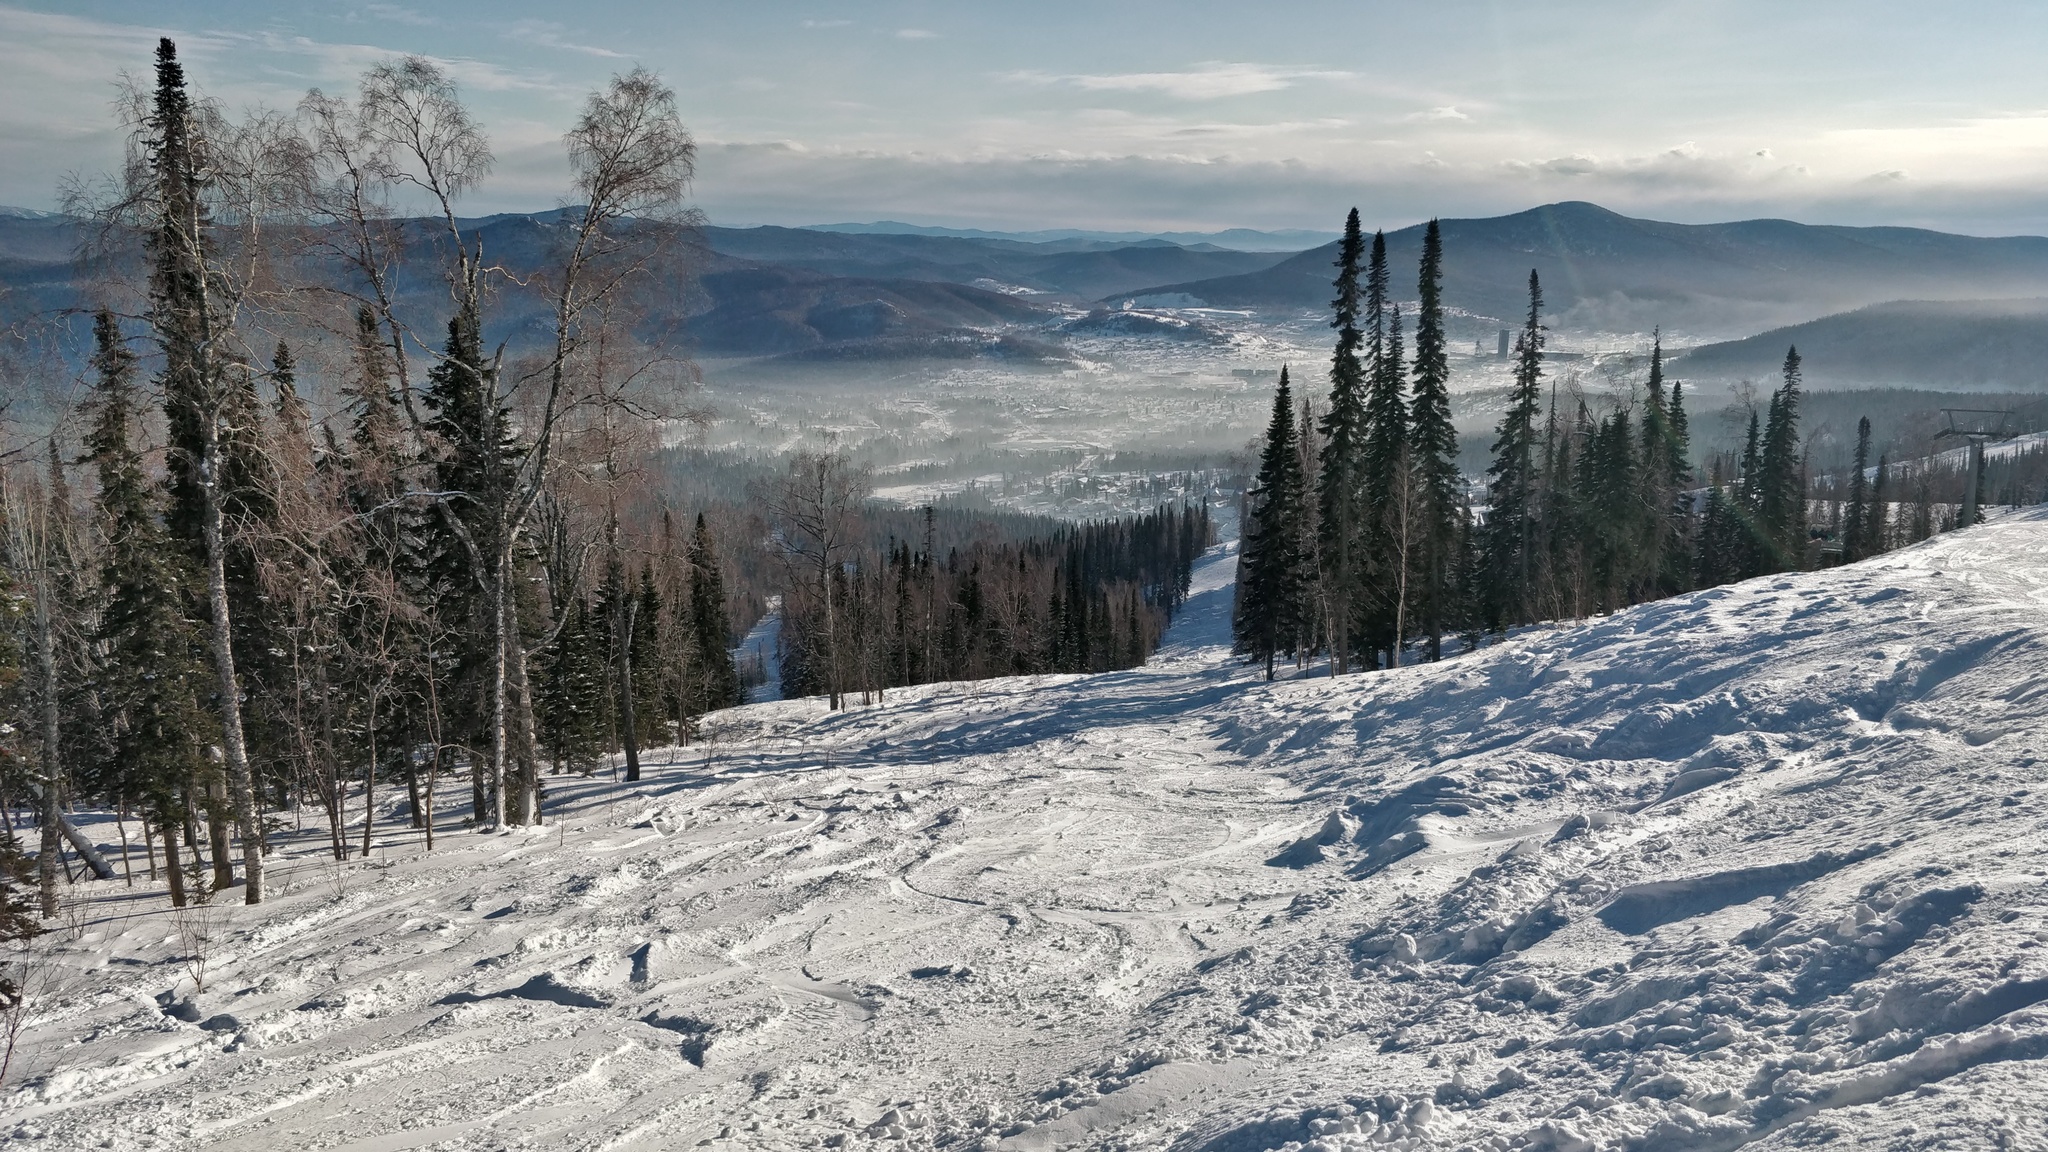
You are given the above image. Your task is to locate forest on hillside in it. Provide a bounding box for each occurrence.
[0,41,1211,932]
[1231,212,2048,680]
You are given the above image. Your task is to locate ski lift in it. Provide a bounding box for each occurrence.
[1934,408,2018,528]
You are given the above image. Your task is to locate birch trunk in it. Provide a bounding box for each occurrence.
[198,425,264,903]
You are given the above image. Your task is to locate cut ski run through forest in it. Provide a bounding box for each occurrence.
[10,511,2048,1152]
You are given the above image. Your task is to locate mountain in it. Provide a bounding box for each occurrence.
[804,220,1339,252]
[1675,298,2048,389]
[0,211,1066,365]
[695,224,1289,301]
[1121,201,2048,337]
[21,512,2048,1150]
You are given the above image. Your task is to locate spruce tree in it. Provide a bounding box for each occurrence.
[683,513,743,723]
[1865,454,1890,554]
[1483,270,1545,628]
[538,597,605,774]
[1360,274,1408,667]
[83,311,211,908]
[1407,220,1459,661]
[631,563,666,749]
[1663,378,1694,590]
[1843,416,1872,563]
[1316,210,1369,674]
[1637,336,1676,596]
[420,306,513,812]
[1758,346,1806,571]
[1236,367,1308,680]
[1735,408,1764,579]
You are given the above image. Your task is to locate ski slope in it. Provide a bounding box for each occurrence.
[8,513,2048,1151]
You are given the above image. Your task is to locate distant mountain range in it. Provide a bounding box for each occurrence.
[11,202,2048,384]
[1120,201,2048,338]
[1674,298,2048,389]
[695,225,1287,302]
[802,221,1338,252]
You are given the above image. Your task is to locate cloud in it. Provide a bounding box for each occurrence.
[1413,105,1470,122]
[502,18,627,60]
[801,19,852,29]
[1010,63,1350,101]
[361,4,439,28]
[895,28,938,40]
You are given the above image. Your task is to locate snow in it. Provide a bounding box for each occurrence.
[10,514,2048,1151]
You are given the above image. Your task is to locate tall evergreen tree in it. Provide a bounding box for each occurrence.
[537,597,605,774]
[142,37,268,900]
[1360,275,1408,667]
[1407,220,1459,661]
[83,311,212,909]
[1316,209,1369,674]
[1236,367,1309,679]
[1865,453,1890,554]
[682,513,743,725]
[1843,416,1873,563]
[1483,270,1546,628]
[1757,346,1807,571]
[631,563,666,750]
[1735,408,1764,579]
[420,306,514,812]
[1663,378,1694,590]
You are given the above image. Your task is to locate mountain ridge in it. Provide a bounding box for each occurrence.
[1117,200,2048,337]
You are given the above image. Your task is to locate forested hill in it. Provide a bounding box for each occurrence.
[692,225,1289,301]
[0,209,1277,364]
[1674,297,2048,389]
[1119,201,2048,337]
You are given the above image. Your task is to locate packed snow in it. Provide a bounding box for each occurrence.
[8,512,2048,1151]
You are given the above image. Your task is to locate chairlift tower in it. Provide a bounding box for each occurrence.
[1935,409,2017,528]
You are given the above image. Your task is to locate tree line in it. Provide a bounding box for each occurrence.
[772,485,1210,703]
[1234,208,1964,679]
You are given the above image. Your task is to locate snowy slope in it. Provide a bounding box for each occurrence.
[9,514,2048,1152]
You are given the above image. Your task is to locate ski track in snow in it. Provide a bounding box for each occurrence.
[10,516,2048,1151]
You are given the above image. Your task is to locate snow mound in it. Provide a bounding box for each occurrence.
[9,514,2048,1151]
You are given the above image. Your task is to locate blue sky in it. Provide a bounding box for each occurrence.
[5,1,2048,235]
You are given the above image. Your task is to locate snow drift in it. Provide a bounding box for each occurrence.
[7,512,2048,1152]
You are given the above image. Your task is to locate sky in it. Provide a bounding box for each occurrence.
[5,1,2048,237]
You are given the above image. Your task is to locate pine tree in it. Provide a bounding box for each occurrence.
[1236,367,1308,679]
[84,311,212,909]
[1483,270,1546,629]
[1407,220,1459,661]
[1316,210,1369,675]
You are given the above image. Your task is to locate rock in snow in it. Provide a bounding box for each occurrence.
[8,512,2048,1151]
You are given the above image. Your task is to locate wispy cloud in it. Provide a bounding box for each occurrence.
[1010,62,1349,101]
[362,4,439,28]
[503,18,627,60]
[896,28,938,40]
[801,19,852,29]
[1412,105,1470,122]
